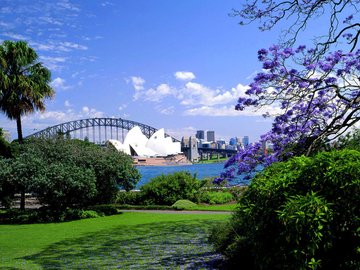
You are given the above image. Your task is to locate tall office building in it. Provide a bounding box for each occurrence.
[207,131,215,142]
[196,130,205,140]
[242,136,249,147]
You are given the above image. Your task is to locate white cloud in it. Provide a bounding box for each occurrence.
[118,104,127,111]
[39,16,63,26]
[128,73,278,117]
[180,82,249,106]
[144,84,173,102]
[183,104,283,117]
[156,105,175,115]
[174,71,196,81]
[40,55,67,70]
[64,100,71,107]
[57,0,80,11]
[166,126,197,140]
[130,76,145,91]
[82,106,90,113]
[184,105,242,116]
[2,32,28,40]
[50,77,70,90]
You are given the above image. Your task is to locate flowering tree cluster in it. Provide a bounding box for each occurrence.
[215,1,360,184]
[217,46,359,183]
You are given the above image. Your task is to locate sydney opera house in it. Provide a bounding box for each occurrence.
[107,126,190,165]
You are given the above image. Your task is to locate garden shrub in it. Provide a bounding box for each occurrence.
[86,204,119,216]
[172,199,197,210]
[0,138,141,209]
[198,191,234,204]
[210,149,360,269]
[140,171,200,205]
[116,191,142,205]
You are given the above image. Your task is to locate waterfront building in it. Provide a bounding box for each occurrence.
[229,137,237,146]
[188,136,199,162]
[196,130,205,140]
[217,139,226,149]
[207,131,215,142]
[242,136,249,147]
[108,126,181,157]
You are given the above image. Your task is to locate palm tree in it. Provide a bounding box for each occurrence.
[0,40,55,209]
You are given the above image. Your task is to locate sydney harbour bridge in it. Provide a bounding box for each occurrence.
[26,117,179,144]
[26,117,236,158]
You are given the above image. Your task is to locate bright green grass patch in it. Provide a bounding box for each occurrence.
[0,212,230,269]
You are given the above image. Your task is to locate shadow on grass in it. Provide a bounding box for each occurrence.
[23,220,226,269]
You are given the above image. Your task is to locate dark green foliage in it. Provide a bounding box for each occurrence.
[116,191,143,205]
[0,205,120,224]
[198,191,234,204]
[32,163,97,209]
[86,204,119,216]
[140,171,200,205]
[210,149,360,269]
[0,138,140,209]
[0,157,14,207]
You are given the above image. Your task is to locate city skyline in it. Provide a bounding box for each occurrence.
[0,1,325,142]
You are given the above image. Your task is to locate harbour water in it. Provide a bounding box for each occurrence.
[135,162,250,188]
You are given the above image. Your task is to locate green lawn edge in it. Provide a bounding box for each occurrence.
[0,212,230,269]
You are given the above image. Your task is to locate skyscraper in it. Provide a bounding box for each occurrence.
[207,131,215,142]
[242,136,249,147]
[196,130,205,140]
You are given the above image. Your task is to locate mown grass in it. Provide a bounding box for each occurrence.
[116,203,237,212]
[190,203,237,211]
[0,212,230,269]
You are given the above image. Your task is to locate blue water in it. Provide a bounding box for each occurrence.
[135,163,250,188]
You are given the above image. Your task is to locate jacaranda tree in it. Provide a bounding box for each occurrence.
[217,0,360,183]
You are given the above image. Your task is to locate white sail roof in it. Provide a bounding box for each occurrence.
[107,126,181,157]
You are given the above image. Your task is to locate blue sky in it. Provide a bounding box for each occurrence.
[1,0,304,142]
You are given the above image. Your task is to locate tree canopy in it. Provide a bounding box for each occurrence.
[232,0,360,54]
[0,138,141,209]
[0,40,54,142]
[217,0,360,183]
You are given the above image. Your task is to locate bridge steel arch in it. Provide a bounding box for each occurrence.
[26,117,180,143]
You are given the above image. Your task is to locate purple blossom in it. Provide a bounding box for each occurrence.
[343,15,353,24]
[324,77,337,85]
[216,45,360,184]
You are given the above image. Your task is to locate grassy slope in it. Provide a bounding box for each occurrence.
[0,212,230,269]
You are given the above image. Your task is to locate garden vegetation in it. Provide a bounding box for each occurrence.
[0,137,140,215]
[210,149,360,269]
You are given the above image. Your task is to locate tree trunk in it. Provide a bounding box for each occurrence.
[16,115,23,143]
[16,116,26,210]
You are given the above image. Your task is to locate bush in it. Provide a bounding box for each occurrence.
[116,191,142,205]
[0,205,118,224]
[210,149,360,269]
[0,138,141,209]
[198,191,233,204]
[172,199,197,210]
[86,204,118,216]
[140,171,200,205]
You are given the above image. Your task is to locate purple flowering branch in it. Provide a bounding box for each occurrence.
[216,46,360,184]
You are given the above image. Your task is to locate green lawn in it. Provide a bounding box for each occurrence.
[190,203,238,211]
[0,212,230,269]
